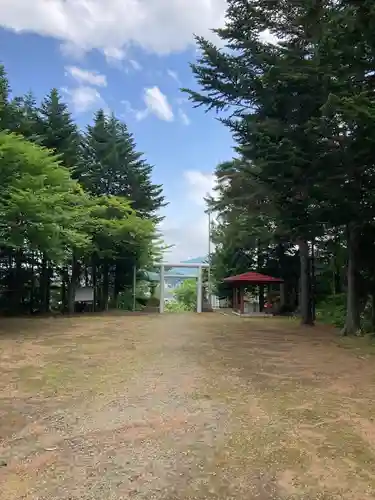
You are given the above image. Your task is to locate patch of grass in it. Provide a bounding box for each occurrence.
[337,334,375,356]
[14,362,85,395]
[316,424,375,464]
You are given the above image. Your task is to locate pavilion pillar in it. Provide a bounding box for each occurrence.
[240,286,245,314]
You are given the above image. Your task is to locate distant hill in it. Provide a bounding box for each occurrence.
[141,257,209,285]
[168,256,208,277]
[183,257,208,264]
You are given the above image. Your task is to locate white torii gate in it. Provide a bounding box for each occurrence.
[154,263,210,313]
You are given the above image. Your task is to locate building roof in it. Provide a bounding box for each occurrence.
[223,271,283,284]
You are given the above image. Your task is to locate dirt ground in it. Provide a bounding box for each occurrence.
[1,313,375,499]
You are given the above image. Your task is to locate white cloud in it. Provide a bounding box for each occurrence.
[183,170,216,206]
[159,170,217,262]
[167,69,181,85]
[129,59,142,71]
[60,41,87,60]
[135,109,149,121]
[103,47,126,67]
[161,215,210,262]
[122,88,174,122]
[178,108,190,126]
[62,85,105,113]
[143,87,174,122]
[122,100,137,116]
[0,0,227,56]
[65,66,107,87]
[122,58,142,74]
[103,47,126,61]
[121,99,146,121]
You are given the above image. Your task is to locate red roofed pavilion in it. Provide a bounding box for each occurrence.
[223,271,284,316]
[224,272,284,284]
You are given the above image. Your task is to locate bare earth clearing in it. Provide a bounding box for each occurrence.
[1,313,375,499]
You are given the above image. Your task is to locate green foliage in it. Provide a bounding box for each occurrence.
[165,301,190,313]
[0,63,165,315]
[316,293,375,334]
[316,295,346,329]
[0,64,12,131]
[75,109,165,305]
[78,110,165,217]
[185,0,375,332]
[116,291,143,311]
[0,131,89,258]
[37,88,80,169]
[11,92,40,141]
[173,279,197,311]
[86,195,154,257]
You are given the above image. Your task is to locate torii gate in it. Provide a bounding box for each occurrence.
[154,263,210,313]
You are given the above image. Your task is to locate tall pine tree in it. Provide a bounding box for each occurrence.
[78,110,164,217]
[77,110,165,306]
[37,88,80,169]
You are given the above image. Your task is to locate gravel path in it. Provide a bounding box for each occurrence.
[1,313,375,499]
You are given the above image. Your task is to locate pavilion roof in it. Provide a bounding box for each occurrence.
[223,271,283,284]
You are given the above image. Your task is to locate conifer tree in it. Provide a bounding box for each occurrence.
[37,88,80,169]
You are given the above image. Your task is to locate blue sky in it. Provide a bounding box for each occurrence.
[0,0,236,262]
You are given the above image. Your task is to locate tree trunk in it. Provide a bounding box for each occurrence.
[67,285,75,314]
[67,254,80,314]
[298,238,314,325]
[333,233,342,295]
[12,249,23,313]
[84,266,89,287]
[259,285,265,312]
[46,268,51,312]
[331,255,336,295]
[30,252,35,314]
[39,253,50,313]
[342,224,360,335]
[114,263,122,306]
[92,255,97,312]
[102,260,109,311]
[371,292,375,332]
[334,269,342,295]
[256,238,265,312]
[280,283,286,309]
[311,239,316,321]
[292,280,298,310]
[61,276,67,313]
